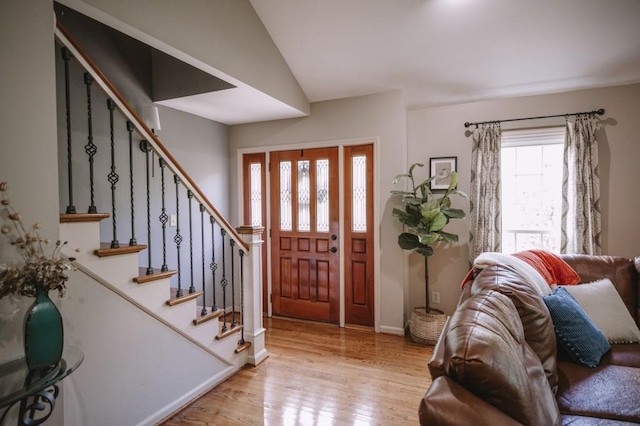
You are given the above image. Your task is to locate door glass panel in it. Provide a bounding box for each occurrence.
[280,161,292,231]
[297,160,311,232]
[352,155,367,232]
[250,162,262,226]
[316,159,329,232]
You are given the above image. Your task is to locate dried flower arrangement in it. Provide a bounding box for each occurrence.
[0,182,75,299]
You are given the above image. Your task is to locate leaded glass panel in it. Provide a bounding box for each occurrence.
[316,159,329,232]
[297,160,310,232]
[280,161,292,231]
[250,163,262,226]
[352,155,367,232]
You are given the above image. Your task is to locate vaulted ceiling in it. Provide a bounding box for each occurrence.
[250,0,640,110]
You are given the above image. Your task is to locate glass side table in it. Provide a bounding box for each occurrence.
[0,346,83,426]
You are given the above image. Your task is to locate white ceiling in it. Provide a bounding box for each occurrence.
[249,0,640,110]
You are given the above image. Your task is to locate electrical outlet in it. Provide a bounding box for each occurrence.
[170,214,177,227]
[432,291,440,304]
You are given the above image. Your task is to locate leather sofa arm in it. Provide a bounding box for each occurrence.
[419,376,524,426]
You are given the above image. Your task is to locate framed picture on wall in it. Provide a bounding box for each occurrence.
[429,157,457,190]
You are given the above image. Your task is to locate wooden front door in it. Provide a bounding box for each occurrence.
[270,147,340,323]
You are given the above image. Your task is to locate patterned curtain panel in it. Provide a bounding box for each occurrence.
[561,114,602,254]
[469,123,502,263]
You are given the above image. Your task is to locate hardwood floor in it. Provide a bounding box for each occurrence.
[162,317,434,425]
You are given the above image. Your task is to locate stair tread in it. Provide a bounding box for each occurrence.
[94,243,147,257]
[216,323,243,340]
[192,308,224,326]
[60,212,110,223]
[134,267,177,284]
[235,341,252,354]
[166,288,203,306]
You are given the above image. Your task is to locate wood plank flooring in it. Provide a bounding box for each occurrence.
[162,317,434,426]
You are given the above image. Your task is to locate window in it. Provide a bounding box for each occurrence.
[501,128,564,253]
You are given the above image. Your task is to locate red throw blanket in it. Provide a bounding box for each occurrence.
[462,249,580,289]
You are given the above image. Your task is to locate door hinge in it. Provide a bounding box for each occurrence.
[269,228,271,238]
[268,162,271,172]
[270,294,273,303]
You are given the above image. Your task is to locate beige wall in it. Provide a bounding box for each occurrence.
[57,0,309,115]
[230,90,408,333]
[408,83,640,315]
[0,0,59,359]
[0,0,61,423]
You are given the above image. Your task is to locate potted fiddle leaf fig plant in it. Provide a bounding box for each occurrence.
[391,163,467,344]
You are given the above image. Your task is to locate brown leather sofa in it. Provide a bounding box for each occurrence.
[419,254,640,425]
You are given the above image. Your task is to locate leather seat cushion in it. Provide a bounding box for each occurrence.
[557,362,640,422]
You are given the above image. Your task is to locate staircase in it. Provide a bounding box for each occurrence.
[53,22,266,426]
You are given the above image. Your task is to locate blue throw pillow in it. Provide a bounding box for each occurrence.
[542,287,610,368]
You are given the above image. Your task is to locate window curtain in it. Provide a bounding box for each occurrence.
[469,123,502,263]
[561,114,602,254]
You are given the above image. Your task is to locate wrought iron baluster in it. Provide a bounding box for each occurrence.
[106,99,119,248]
[200,204,207,316]
[61,47,76,214]
[159,159,168,271]
[141,140,153,274]
[239,249,245,345]
[209,216,218,311]
[174,176,183,297]
[230,239,237,328]
[84,73,97,214]
[220,228,228,332]
[124,122,136,244]
[187,190,195,294]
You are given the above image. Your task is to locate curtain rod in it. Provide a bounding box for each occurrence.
[463,108,605,128]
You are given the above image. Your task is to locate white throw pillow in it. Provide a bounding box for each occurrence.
[562,279,640,344]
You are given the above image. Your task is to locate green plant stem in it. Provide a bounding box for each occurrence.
[425,256,429,313]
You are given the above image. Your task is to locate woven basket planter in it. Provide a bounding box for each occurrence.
[409,307,446,345]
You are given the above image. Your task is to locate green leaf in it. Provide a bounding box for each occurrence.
[440,197,451,209]
[390,190,414,196]
[392,174,411,185]
[416,246,434,257]
[429,212,448,232]
[447,171,459,191]
[438,231,459,243]
[419,233,440,245]
[442,208,466,219]
[408,163,424,175]
[451,189,469,199]
[398,233,421,250]
[420,198,440,214]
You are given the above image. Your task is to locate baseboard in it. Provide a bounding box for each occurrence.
[249,347,269,366]
[379,325,404,336]
[137,364,238,426]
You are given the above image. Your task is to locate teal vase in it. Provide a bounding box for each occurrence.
[23,284,64,371]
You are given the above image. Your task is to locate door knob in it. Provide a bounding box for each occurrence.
[330,247,338,253]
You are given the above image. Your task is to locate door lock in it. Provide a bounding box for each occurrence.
[331,234,338,241]
[330,247,338,253]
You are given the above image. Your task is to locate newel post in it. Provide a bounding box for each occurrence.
[236,225,268,366]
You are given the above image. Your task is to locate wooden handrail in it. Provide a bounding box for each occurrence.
[54,23,248,252]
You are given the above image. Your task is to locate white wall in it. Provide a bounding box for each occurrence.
[56,0,309,116]
[62,270,232,426]
[230,90,407,333]
[408,83,640,315]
